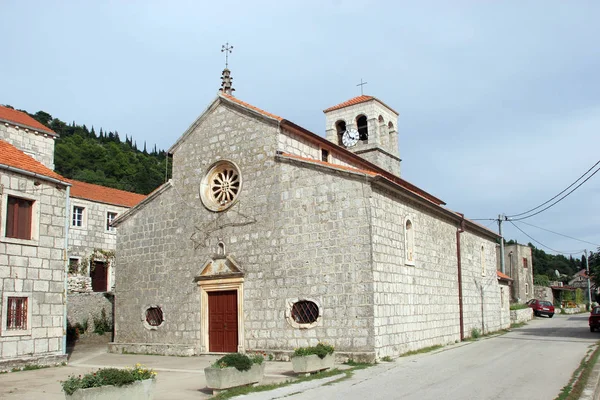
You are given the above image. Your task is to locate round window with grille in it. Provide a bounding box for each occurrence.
[287,299,322,329]
[200,160,242,212]
[142,306,164,330]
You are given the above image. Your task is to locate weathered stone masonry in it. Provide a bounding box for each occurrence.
[0,170,67,367]
[111,94,506,360]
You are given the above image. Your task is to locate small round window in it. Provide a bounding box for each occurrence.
[200,160,242,212]
[291,301,319,324]
[145,307,164,327]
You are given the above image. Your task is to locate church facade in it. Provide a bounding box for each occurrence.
[111,87,507,361]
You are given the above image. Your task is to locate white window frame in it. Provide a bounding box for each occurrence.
[1,292,32,337]
[105,210,118,233]
[71,204,86,228]
[0,188,40,247]
[404,216,415,266]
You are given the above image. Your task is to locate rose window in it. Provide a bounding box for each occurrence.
[200,160,242,212]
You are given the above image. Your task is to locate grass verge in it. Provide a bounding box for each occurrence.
[212,362,373,399]
[400,345,443,357]
[555,343,600,400]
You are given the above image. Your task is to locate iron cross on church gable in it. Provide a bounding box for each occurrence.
[221,42,233,68]
[357,78,368,95]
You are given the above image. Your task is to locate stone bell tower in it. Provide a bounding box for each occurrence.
[324,95,401,177]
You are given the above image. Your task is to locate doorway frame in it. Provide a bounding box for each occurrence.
[198,277,244,353]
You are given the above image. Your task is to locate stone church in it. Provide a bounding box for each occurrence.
[110,72,508,361]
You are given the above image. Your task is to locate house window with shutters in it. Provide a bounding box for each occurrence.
[523,258,528,268]
[1,292,32,336]
[5,196,33,240]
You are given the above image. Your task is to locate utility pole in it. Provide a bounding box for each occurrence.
[585,249,592,307]
[498,214,506,274]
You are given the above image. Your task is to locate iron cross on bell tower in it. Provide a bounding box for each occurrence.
[219,43,235,95]
[357,78,368,95]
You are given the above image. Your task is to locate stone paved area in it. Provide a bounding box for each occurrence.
[0,342,302,399]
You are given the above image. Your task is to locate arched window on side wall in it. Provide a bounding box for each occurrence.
[481,245,486,276]
[356,115,368,141]
[336,120,346,145]
[388,121,395,133]
[405,218,415,265]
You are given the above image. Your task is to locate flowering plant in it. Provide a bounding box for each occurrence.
[61,363,157,395]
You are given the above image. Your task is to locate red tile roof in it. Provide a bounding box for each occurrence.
[0,105,56,136]
[323,95,375,113]
[497,271,513,280]
[323,95,399,115]
[67,179,146,208]
[220,93,283,121]
[0,140,66,182]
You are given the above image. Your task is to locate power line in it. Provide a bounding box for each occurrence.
[510,164,600,221]
[515,220,600,247]
[507,159,600,219]
[507,220,585,255]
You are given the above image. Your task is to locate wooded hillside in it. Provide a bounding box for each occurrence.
[15,108,170,195]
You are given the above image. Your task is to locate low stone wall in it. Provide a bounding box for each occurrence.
[68,275,92,293]
[559,307,585,315]
[510,308,533,324]
[67,292,114,328]
[0,354,67,373]
[108,342,196,356]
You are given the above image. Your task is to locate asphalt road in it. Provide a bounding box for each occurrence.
[278,313,599,400]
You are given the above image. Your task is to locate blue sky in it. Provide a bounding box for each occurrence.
[2,1,599,260]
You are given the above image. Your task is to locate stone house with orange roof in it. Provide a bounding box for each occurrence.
[0,111,70,368]
[0,106,145,366]
[110,75,508,361]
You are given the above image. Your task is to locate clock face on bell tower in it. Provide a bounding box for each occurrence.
[342,128,359,147]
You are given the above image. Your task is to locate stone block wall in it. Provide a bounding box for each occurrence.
[114,104,375,357]
[370,186,503,358]
[69,197,128,292]
[67,292,113,328]
[0,123,56,170]
[0,170,67,362]
[534,286,554,303]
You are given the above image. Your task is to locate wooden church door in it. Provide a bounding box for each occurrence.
[208,291,238,352]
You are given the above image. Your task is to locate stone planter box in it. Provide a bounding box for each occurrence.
[292,354,335,374]
[204,363,265,391]
[65,378,155,400]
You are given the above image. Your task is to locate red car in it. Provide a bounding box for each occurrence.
[526,299,555,318]
[589,307,600,332]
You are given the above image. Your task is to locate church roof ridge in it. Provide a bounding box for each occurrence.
[219,93,283,121]
[0,105,57,136]
[322,95,399,115]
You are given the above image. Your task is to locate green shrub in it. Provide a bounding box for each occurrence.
[93,308,112,335]
[471,328,481,339]
[509,303,528,310]
[292,342,335,359]
[576,289,584,304]
[533,275,550,287]
[212,353,263,372]
[61,364,156,395]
